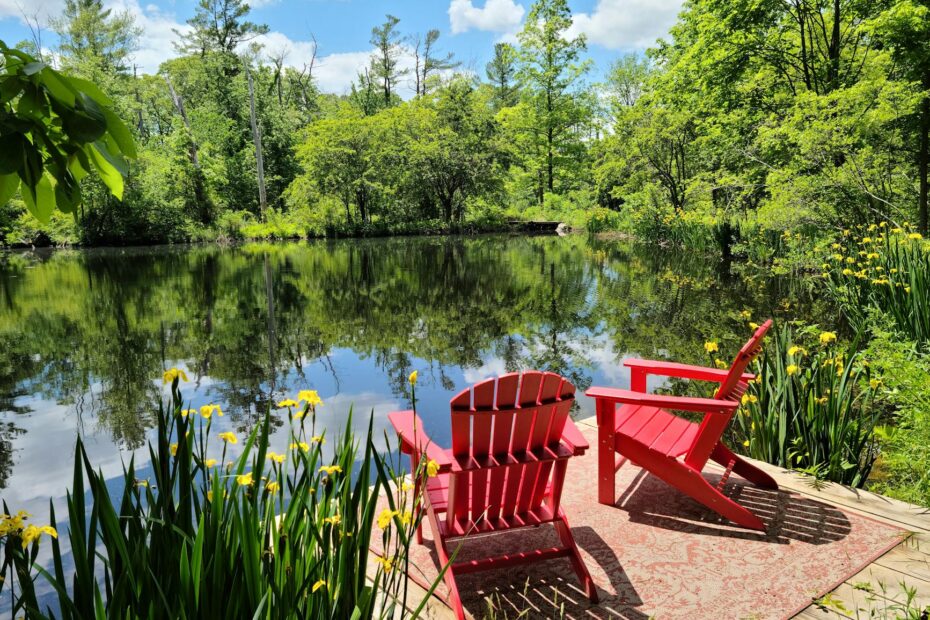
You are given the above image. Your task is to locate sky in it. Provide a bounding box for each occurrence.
[0,0,684,95]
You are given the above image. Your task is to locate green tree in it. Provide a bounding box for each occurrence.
[180,0,269,55]
[53,0,139,78]
[486,42,518,109]
[870,0,930,234]
[369,14,407,105]
[516,0,590,200]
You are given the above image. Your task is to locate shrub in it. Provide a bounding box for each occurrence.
[0,372,433,618]
[730,322,882,487]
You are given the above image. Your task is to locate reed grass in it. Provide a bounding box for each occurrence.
[823,224,930,344]
[730,322,882,487]
[0,372,436,618]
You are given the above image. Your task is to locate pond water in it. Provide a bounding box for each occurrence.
[0,234,819,534]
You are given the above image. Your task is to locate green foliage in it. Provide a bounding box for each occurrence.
[0,42,136,223]
[732,322,882,487]
[862,319,930,506]
[823,226,930,344]
[0,377,428,618]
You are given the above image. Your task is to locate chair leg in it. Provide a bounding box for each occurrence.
[554,511,599,603]
[711,443,778,490]
[619,440,767,531]
[597,425,616,505]
[426,506,466,620]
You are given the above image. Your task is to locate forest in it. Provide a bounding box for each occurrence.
[1,0,926,248]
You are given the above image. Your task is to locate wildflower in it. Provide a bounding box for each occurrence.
[20,524,57,548]
[788,346,807,357]
[908,233,923,240]
[831,243,841,250]
[740,310,752,319]
[749,322,760,330]
[905,287,911,294]
[319,465,343,476]
[867,253,879,260]
[297,390,323,407]
[218,432,238,444]
[846,257,855,264]
[831,254,843,261]
[869,378,883,390]
[290,441,310,452]
[786,365,799,376]
[399,510,412,526]
[204,459,218,468]
[276,399,299,408]
[815,396,828,405]
[170,443,178,457]
[265,481,281,494]
[742,440,750,447]
[426,459,440,477]
[200,404,223,419]
[312,580,327,593]
[741,394,758,405]
[376,556,394,573]
[409,370,418,386]
[841,268,853,276]
[819,332,837,345]
[862,237,872,244]
[377,508,397,529]
[181,409,197,417]
[714,359,728,369]
[267,452,286,464]
[236,472,254,486]
[323,515,340,526]
[162,368,188,385]
[400,480,415,492]
[207,490,213,502]
[311,435,325,444]
[892,228,903,234]
[704,341,719,354]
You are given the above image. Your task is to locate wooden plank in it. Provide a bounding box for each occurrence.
[874,544,930,582]
[845,561,930,606]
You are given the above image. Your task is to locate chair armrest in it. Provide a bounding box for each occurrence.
[584,387,738,414]
[387,411,453,471]
[624,359,754,383]
[560,418,589,455]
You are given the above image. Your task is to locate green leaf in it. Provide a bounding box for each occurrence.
[22,61,45,75]
[102,106,137,158]
[21,172,56,222]
[86,142,125,200]
[40,67,78,105]
[0,173,19,206]
[0,134,24,174]
[68,76,114,106]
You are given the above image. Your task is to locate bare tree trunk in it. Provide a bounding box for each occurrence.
[246,65,268,221]
[165,75,210,223]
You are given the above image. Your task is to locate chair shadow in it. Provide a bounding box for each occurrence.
[417,524,651,619]
[615,469,852,545]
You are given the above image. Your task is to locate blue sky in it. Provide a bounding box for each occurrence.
[0,0,684,94]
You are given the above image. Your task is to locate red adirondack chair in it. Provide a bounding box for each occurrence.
[586,320,777,531]
[388,371,598,619]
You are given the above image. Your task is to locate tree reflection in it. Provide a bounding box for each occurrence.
[0,235,822,487]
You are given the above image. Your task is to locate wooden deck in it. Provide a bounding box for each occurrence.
[394,414,930,619]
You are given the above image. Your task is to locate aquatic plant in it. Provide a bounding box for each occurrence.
[729,322,882,487]
[0,371,437,618]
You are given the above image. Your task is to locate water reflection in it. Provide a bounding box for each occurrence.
[0,235,820,502]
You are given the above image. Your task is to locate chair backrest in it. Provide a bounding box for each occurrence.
[685,319,773,470]
[446,371,575,528]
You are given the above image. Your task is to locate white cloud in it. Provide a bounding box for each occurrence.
[448,0,524,34]
[0,0,64,25]
[567,0,682,50]
[112,0,190,73]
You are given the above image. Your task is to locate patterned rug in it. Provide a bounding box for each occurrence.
[377,425,906,619]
